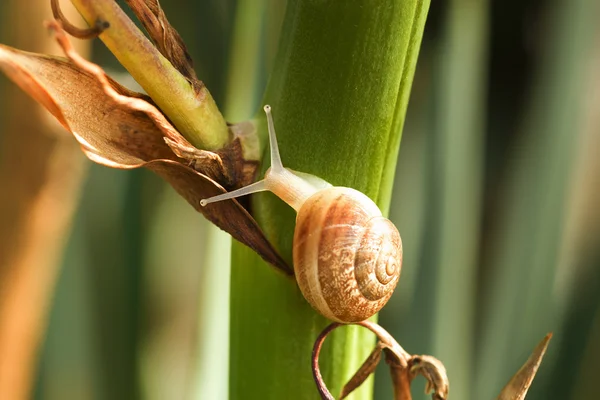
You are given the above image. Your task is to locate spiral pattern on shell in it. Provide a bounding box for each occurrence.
[293,187,402,322]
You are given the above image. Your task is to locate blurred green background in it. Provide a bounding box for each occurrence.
[0,0,599,399]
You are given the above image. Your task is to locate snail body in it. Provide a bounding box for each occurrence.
[201,105,402,322]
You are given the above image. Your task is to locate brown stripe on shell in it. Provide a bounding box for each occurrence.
[316,189,370,322]
[293,189,335,319]
[316,188,383,322]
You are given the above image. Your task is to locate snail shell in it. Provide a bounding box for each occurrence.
[294,187,402,322]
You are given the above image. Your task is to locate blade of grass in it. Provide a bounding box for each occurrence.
[192,224,231,400]
[140,187,217,400]
[543,23,600,399]
[223,0,268,120]
[569,291,600,399]
[428,0,488,398]
[475,0,599,396]
[83,167,144,400]
[35,217,99,399]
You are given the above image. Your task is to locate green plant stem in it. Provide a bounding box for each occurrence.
[230,1,430,399]
[69,0,229,150]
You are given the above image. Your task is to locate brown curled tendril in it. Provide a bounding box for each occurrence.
[50,0,109,39]
[312,321,449,400]
[312,323,341,400]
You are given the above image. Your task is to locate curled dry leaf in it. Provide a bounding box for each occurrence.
[409,355,449,400]
[312,321,449,400]
[0,22,289,273]
[496,333,552,400]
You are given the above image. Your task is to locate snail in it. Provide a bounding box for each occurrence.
[200,105,402,322]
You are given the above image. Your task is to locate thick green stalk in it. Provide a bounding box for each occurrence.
[230,1,430,399]
[69,0,229,150]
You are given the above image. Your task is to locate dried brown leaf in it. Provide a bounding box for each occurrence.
[496,333,552,400]
[0,33,289,273]
[313,321,448,400]
[148,160,286,268]
[0,44,176,164]
[123,0,200,91]
[340,342,385,399]
[409,355,449,400]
